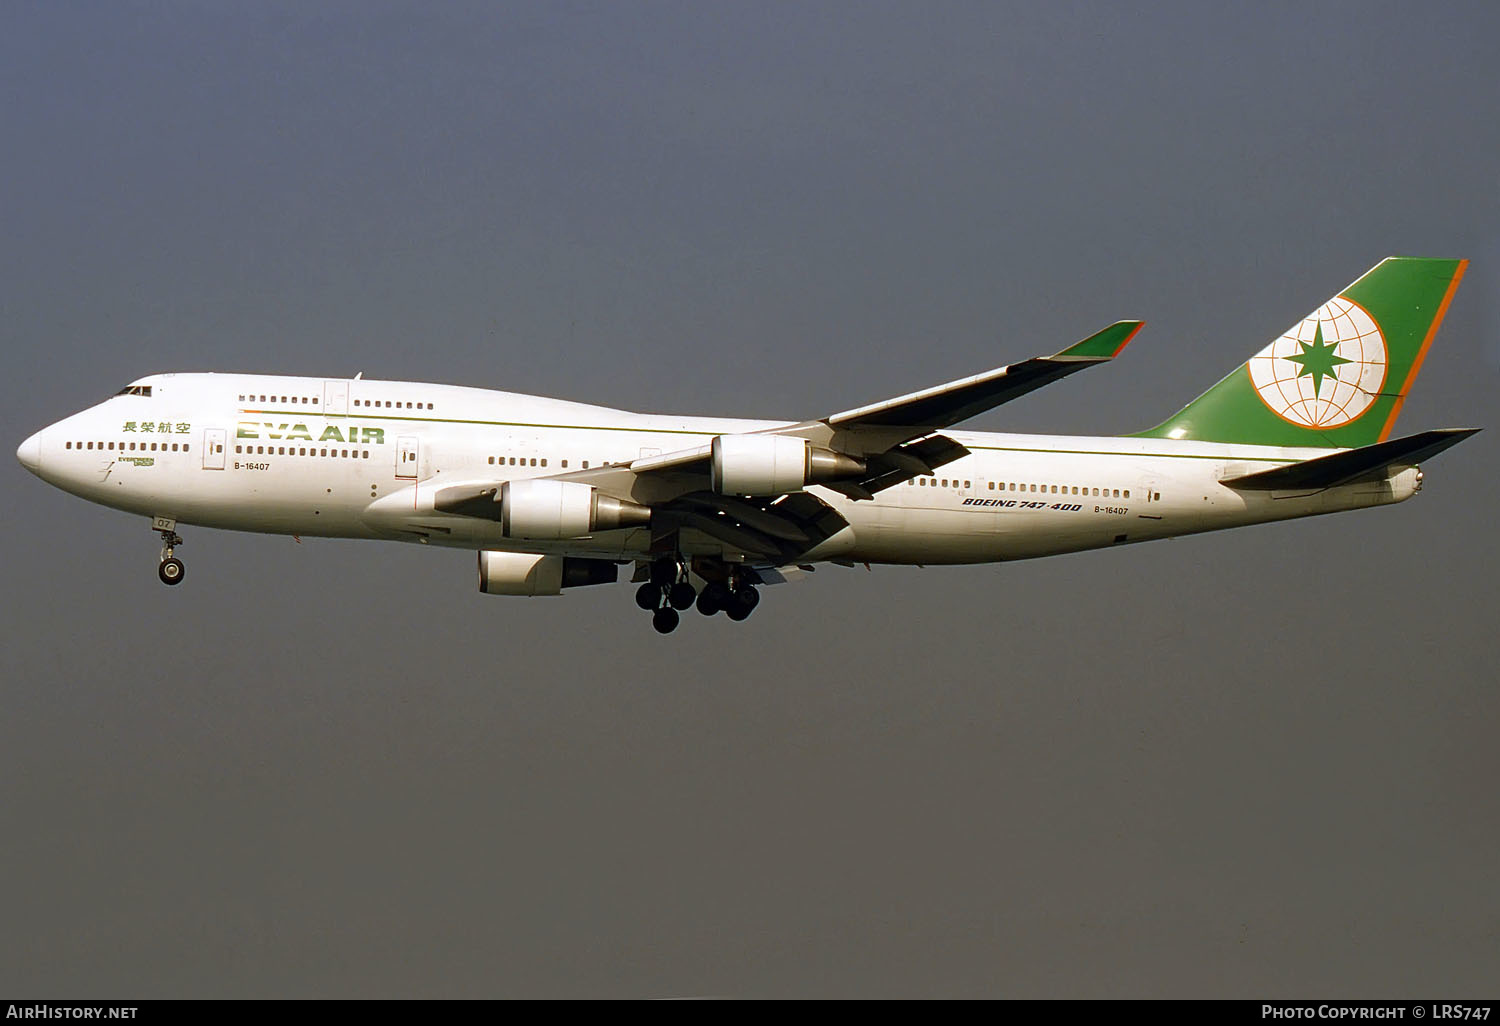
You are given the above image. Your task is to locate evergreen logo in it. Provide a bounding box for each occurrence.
[1247,296,1387,429]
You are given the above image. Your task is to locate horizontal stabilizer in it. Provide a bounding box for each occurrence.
[1221,428,1479,491]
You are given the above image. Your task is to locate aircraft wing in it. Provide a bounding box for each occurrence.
[650,489,852,561]
[774,319,1143,455]
[825,320,1142,430]
[433,321,1142,556]
[561,318,1143,497]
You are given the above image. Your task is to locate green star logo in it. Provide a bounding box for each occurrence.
[1282,321,1351,396]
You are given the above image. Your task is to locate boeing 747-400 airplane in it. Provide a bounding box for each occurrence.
[17,258,1476,633]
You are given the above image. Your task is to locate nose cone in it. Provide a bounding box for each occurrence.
[17,431,42,475]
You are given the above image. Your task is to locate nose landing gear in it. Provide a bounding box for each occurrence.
[156,526,185,586]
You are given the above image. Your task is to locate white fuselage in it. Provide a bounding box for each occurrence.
[20,372,1419,567]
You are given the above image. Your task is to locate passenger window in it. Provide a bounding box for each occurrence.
[964,480,971,489]
[582,461,589,469]
[562,460,568,468]
[1123,490,1130,498]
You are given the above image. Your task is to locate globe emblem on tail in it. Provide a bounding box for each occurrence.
[1247,296,1388,428]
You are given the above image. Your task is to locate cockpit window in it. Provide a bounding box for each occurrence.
[114,385,152,397]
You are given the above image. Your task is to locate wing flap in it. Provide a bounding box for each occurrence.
[827,434,971,498]
[658,489,850,561]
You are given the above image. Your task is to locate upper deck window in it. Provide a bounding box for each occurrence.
[114,385,152,397]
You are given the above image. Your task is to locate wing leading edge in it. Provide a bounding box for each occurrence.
[824,319,1144,433]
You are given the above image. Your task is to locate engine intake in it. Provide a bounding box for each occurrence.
[710,434,865,496]
[477,551,619,596]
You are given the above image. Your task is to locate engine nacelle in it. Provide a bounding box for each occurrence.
[477,551,619,596]
[710,434,865,496]
[499,479,650,539]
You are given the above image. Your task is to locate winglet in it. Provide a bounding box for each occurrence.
[1054,320,1144,360]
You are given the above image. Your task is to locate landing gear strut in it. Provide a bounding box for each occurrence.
[157,527,185,586]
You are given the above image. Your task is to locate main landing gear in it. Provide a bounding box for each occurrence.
[636,557,759,634]
[157,527,185,586]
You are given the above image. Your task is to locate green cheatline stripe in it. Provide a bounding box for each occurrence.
[239,408,714,435]
[965,444,1295,464]
[239,410,1295,463]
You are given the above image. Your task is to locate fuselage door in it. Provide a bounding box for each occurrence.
[323,381,349,416]
[202,428,227,470]
[396,435,419,479]
[1138,476,1163,518]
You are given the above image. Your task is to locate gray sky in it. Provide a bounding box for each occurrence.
[3,0,1497,998]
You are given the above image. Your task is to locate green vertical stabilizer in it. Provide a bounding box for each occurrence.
[1134,258,1467,447]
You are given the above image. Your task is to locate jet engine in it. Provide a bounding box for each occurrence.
[477,551,619,596]
[710,434,865,496]
[499,479,650,540]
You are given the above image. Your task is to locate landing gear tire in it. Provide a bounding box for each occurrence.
[726,586,758,621]
[668,581,697,610]
[635,582,660,611]
[697,581,730,616]
[158,557,185,586]
[652,606,680,634]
